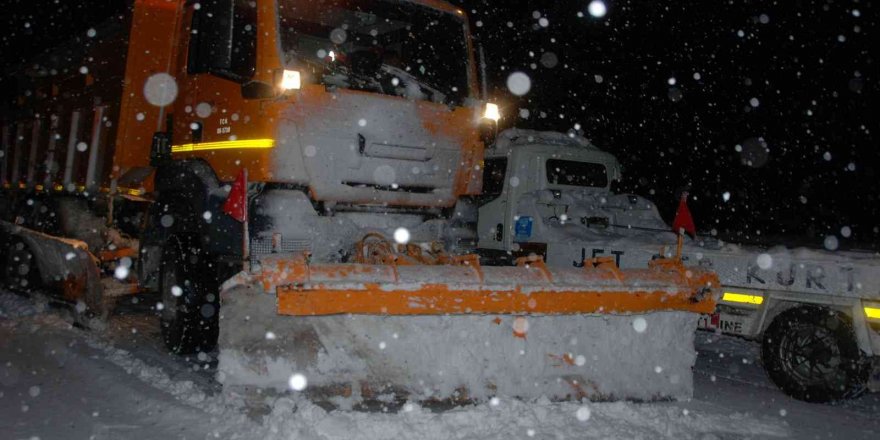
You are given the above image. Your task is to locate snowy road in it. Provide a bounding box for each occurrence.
[693,332,880,439]
[1,292,877,440]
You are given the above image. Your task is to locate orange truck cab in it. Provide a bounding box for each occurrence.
[0,0,493,352]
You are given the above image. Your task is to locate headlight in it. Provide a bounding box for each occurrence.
[280,70,302,90]
[483,103,500,121]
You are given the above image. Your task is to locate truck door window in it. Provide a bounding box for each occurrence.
[546,159,608,188]
[476,157,506,205]
[229,1,257,79]
[188,0,257,79]
[482,158,507,195]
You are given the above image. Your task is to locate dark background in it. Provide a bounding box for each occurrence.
[2,0,878,248]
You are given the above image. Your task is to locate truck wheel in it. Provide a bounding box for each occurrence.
[159,237,219,355]
[2,239,41,293]
[762,306,868,402]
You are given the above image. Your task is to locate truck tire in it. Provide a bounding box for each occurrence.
[159,237,219,355]
[762,306,868,402]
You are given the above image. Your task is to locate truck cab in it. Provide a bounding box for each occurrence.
[132,0,490,263]
[472,128,880,403]
[475,129,669,264]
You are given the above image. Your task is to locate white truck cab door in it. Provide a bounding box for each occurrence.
[476,157,511,251]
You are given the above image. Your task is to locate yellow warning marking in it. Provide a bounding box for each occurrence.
[722,292,764,305]
[171,139,275,153]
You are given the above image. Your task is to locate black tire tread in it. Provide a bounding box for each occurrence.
[761,306,868,403]
[159,237,219,355]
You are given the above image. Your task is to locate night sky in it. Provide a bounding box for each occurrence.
[2,0,878,248]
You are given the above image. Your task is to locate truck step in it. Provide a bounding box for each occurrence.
[97,247,138,263]
[100,278,144,298]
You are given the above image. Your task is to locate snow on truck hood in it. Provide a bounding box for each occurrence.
[272,90,477,207]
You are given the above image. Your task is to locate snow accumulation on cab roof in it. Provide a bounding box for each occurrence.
[493,128,600,153]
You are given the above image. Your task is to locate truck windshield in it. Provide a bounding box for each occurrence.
[278,0,470,106]
[546,159,608,188]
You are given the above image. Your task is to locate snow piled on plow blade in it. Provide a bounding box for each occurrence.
[218,282,700,402]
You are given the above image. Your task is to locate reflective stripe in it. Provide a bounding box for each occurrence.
[722,292,764,305]
[171,139,275,153]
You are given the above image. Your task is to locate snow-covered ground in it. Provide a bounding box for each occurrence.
[1,291,878,440]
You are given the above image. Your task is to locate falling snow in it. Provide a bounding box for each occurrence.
[143,73,178,107]
[632,317,647,333]
[393,227,410,244]
[506,72,531,96]
[288,373,308,391]
[0,1,877,438]
[588,0,607,18]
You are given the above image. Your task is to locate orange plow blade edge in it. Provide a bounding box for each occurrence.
[217,255,718,403]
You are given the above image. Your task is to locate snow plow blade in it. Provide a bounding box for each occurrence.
[218,255,718,402]
[0,220,104,316]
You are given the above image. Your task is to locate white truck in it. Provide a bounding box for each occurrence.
[456,128,880,402]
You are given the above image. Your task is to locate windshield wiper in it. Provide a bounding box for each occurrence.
[318,63,384,93]
[380,64,447,104]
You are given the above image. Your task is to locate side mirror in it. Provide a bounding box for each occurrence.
[479,119,498,148]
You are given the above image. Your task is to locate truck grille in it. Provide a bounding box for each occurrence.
[250,237,311,256]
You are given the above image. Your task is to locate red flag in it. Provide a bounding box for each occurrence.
[672,192,696,237]
[223,169,248,223]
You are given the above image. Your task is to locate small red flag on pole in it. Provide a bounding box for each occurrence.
[672,192,696,237]
[223,169,248,223]
[223,169,249,268]
[671,191,695,260]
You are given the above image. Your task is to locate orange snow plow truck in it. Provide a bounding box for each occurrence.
[0,0,718,402]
